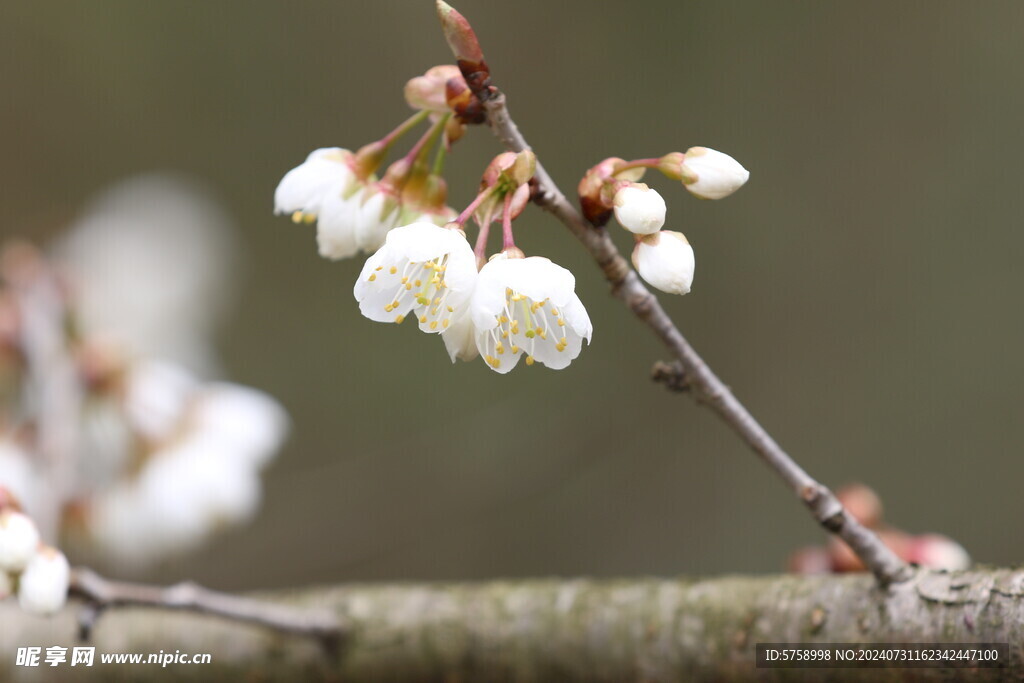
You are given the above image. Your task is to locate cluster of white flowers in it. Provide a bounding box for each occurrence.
[606,147,748,296]
[0,506,70,615]
[277,64,749,374]
[85,361,288,565]
[0,176,291,577]
[276,147,456,261]
[351,224,592,372]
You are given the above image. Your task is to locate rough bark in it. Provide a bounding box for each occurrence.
[2,567,1021,681]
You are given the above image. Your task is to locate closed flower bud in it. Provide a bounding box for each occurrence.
[17,546,70,615]
[908,534,971,571]
[0,569,12,599]
[0,509,40,572]
[613,184,666,235]
[631,231,695,295]
[681,147,749,200]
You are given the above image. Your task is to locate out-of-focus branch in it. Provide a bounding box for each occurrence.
[69,567,343,648]
[6,246,81,542]
[3,568,1021,682]
[436,1,911,587]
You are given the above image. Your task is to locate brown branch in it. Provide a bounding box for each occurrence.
[438,2,911,587]
[69,567,344,650]
[4,567,1021,681]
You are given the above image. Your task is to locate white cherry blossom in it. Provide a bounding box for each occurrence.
[354,223,479,333]
[274,147,355,219]
[469,255,592,373]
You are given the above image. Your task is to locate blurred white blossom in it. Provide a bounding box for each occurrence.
[17,546,70,615]
[56,174,237,375]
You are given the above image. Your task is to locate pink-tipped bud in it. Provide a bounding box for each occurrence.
[828,529,913,573]
[405,65,464,112]
[907,534,971,571]
[437,1,484,67]
[836,483,884,529]
[788,546,834,575]
[481,152,518,188]
[578,157,627,226]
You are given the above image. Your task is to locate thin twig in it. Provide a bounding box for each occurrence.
[440,4,911,586]
[69,567,345,650]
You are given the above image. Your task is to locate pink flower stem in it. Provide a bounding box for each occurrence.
[455,186,494,226]
[500,191,516,251]
[612,157,661,176]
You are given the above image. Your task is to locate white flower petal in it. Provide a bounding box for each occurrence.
[441,311,479,363]
[354,223,478,331]
[470,257,590,372]
[274,148,353,216]
[316,187,360,260]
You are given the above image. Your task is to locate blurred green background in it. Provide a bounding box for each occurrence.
[1,0,1022,590]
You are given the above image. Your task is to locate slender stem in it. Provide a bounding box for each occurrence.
[500,192,516,251]
[474,215,492,263]
[448,44,911,587]
[432,137,448,176]
[69,567,343,648]
[403,114,449,169]
[455,186,494,226]
[12,262,79,542]
[613,158,660,176]
[379,110,430,149]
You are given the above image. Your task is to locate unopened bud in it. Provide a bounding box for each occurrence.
[613,183,666,235]
[0,569,11,599]
[437,1,484,67]
[632,231,695,295]
[578,157,626,226]
[17,546,70,615]
[481,152,518,188]
[405,65,464,112]
[908,534,971,571]
[836,483,884,529]
[828,529,912,573]
[508,150,536,187]
[353,141,388,178]
[787,546,834,575]
[680,147,749,200]
[0,509,40,572]
[445,116,467,143]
